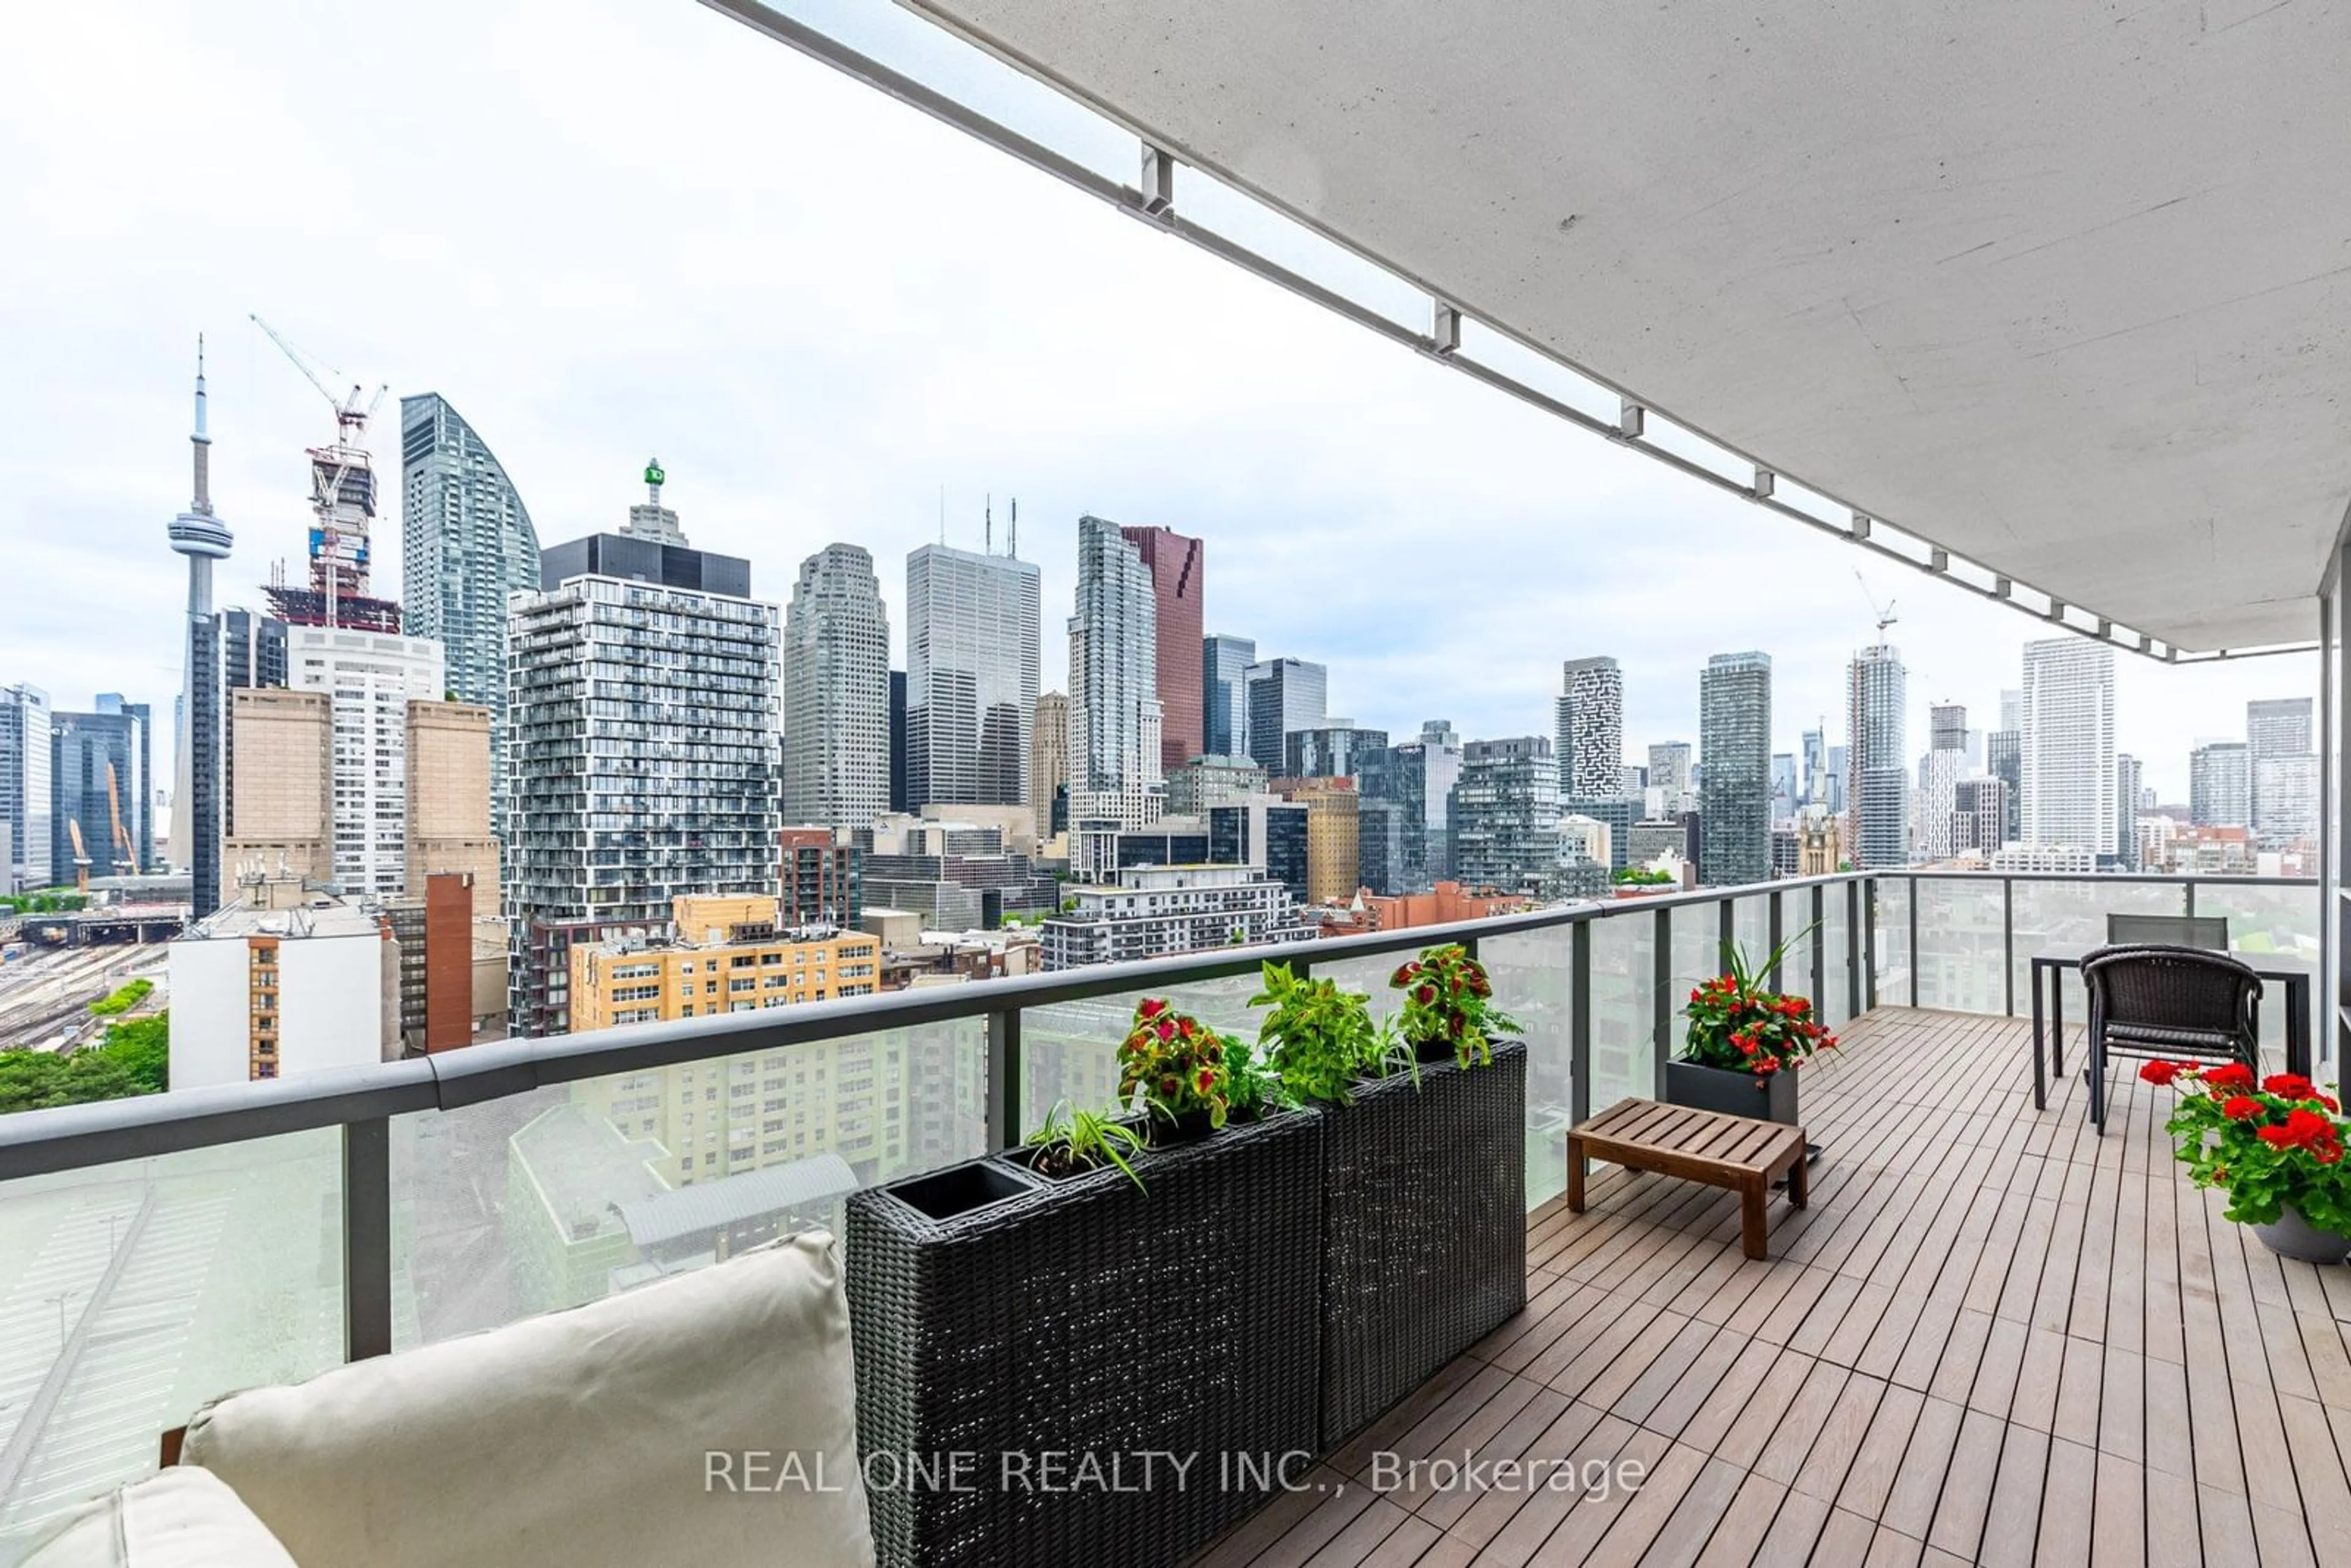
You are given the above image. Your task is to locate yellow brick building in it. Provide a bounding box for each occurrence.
[567,895,902,1186]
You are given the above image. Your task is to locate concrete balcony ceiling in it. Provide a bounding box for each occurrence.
[901,1,2351,651]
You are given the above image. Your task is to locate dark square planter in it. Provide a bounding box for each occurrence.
[1664,1058,1799,1125]
[844,1111,1322,1568]
[1319,1042,1527,1448]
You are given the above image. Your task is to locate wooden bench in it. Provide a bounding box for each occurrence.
[1567,1098,1809,1260]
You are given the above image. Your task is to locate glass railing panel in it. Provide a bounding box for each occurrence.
[1873,877,1911,1007]
[1670,900,1723,1054]
[1777,888,1819,1001]
[1915,878,2006,1013]
[1482,925,1577,1208]
[2008,878,2188,1032]
[1589,912,1657,1117]
[389,1020,990,1345]
[2191,880,2320,1057]
[1732,895,1772,972]
[1821,884,1853,1029]
[0,1131,345,1561]
[1314,953,1409,1028]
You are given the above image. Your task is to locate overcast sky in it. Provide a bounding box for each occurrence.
[1,0,2318,803]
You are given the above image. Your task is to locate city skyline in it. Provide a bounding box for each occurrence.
[0,0,2321,814]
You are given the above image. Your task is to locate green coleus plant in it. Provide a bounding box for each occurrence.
[1250,960,1381,1105]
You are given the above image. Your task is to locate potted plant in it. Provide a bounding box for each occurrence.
[1251,960,1385,1103]
[1391,943,1522,1066]
[1117,997,1229,1139]
[2142,1060,2351,1264]
[1220,1027,1292,1122]
[1019,1098,1146,1190]
[1668,932,1837,1128]
[1250,958,1526,1447]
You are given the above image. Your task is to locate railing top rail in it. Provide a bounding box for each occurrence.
[1894,870,2317,887]
[0,868,2311,1178]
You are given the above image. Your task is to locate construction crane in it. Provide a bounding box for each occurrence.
[250,315,388,630]
[248,314,386,437]
[66,820,91,898]
[1854,571,1899,641]
[105,761,136,876]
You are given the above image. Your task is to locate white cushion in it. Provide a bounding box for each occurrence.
[21,1466,299,1567]
[181,1231,875,1568]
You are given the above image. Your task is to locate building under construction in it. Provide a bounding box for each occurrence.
[252,315,402,632]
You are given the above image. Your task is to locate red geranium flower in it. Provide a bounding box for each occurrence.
[2263,1073,2319,1101]
[2221,1095,2263,1121]
[2200,1062,2256,1092]
[2139,1060,2182,1086]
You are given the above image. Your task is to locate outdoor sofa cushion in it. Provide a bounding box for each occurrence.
[20,1466,299,1568]
[181,1229,874,1568]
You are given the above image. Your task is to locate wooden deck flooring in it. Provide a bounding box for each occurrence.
[1197,1008,2351,1568]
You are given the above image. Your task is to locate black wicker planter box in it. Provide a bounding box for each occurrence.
[844,1109,1322,1568]
[1319,1043,1528,1447]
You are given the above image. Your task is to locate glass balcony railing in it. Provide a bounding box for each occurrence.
[0,868,2322,1556]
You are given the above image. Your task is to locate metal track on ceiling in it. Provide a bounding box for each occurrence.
[696,0,2314,665]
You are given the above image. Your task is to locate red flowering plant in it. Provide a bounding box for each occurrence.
[1390,943,1522,1068]
[1679,932,1837,1078]
[1117,997,1230,1131]
[2143,1060,2351,1232]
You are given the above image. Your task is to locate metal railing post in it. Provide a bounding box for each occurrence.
[1864,877,1880,1012]
[1717,896,1734,966]
[986,1008,1022,1151]
[1651,907,1673,1098]
[1570,921,1592,1129]
[1766,891,1784,993]
[343,1118,392,1362]
[2002,877,2015,1016]
[1809,884,1826,1010]
[1847,878,1862,1021]
[2184,880,2197,920]
[1907,875,1921,1008]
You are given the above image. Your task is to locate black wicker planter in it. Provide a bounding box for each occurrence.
[1319,1043,1527,1447]
[1664,1059,1799,1125]
[844,1110,1322,1568]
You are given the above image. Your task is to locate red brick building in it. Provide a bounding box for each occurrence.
[1119,525,1204,774]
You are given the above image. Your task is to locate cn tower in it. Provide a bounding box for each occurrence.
[168,338,233,912]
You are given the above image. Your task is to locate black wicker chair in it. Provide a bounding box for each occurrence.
[2080,944,2261,1135]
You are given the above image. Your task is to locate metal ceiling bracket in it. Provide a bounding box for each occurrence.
[1926,547,1948,573]
[1430,301,1462,356]
[1139,143,1176,217]
[1618,399,1644,439]
[1752,467,1775,500]
[1850,512,1872,541]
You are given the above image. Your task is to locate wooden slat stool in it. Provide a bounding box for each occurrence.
[1567,1098,1809,1260]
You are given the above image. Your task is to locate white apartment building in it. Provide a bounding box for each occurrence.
[1989,843,2097,874]
[2019,636,2116,860]
[287,626,444,901]
[1040,865,1310,970]
[168,874,399,1088]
